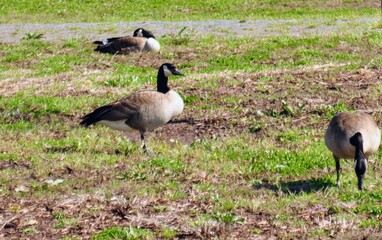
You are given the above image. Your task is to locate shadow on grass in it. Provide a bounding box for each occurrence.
[44,145,136,155]
[45,145,76,153]
[253,178,336,194]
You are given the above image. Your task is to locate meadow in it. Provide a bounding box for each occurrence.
[1,1,382,239]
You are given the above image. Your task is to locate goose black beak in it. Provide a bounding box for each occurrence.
[174,69,184,76]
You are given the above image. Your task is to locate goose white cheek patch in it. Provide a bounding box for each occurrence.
[163,65,173,77]
[136,29,143,37]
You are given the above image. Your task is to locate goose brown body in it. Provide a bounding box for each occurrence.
[90,90,183,132]
[325,112,380,189]
[80,63,183,152]
[95,36,147,54]
[94,28,160,54]
[325,112,380,159]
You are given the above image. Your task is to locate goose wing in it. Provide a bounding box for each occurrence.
[103,99,141,120]
[94,37,146,54]
[93,37,124,45]
[80,99,139,127]
[80,91,162,127]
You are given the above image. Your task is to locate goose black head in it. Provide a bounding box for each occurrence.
[156,63,184,93]
[133,28,156,39]
[350,132,367,190]
[161,63,184,77]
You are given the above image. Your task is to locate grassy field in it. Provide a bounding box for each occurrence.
[1,1,382,239]
[0,0,381,23]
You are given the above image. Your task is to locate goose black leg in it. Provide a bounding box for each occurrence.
[140,132,147,153]
[140,130,155,155]
[334,154,341,187]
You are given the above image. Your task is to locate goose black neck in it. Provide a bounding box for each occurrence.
[157,67,170,93]
[350,132,365,164]
[350,132,366,190]
[354,144,366,173]
[355,146,366,190]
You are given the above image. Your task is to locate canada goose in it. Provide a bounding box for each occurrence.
[93,28,160,54]
[325,112,381,190]
[80,63,184,153]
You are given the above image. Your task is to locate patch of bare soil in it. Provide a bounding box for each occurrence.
[0,187,273,239]
[1,183,380,239]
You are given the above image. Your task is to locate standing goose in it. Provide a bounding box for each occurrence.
[93,28,160,54]
[325,112,380,190]
[80,63,184,153]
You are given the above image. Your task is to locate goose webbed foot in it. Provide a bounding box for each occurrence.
[140,132,156,156]
[143,148,156,156]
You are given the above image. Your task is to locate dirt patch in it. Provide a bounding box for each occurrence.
[2,186,380,239]
[0,72,70,97]
[0,192,271,239]
[0,161,30,171]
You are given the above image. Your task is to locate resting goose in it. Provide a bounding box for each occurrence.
[324,112,381,190]
[80,63,184,153]
[93,28,160,54]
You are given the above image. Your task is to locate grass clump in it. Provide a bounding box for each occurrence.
[91,227,154,240]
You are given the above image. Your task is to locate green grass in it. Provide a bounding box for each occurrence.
[91,226,154,240]
[0,0,380,23]
[2,32,382,83]
[1,19,382,239]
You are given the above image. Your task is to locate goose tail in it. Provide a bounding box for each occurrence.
[80,105,112,128]
[94,44,117,54]
[93,40,104,45]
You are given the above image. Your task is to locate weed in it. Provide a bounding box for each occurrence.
[212,212,244,224]
[90,226,154,240]
[160,227,177,239]
[20,227,37,234]
[163,26,192,46]
[22,32,44,40]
